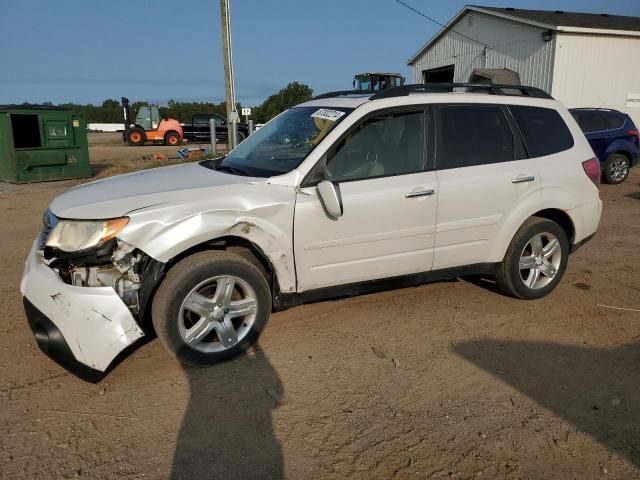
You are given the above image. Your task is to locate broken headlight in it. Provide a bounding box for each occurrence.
[45,217,129,252]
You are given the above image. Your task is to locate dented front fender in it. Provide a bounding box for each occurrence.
[117,182,297,293]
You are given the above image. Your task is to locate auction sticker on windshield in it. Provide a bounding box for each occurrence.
[311,108,346,122]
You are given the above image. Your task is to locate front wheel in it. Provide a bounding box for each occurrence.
[495,217,569,300]
[603,153,630,184]
[152,251,272,366]
[165,131,180,146]
[126,128,146,146]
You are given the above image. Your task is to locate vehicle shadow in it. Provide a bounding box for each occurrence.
[624,183,640,200]
[625,192,640,200]
[460,275,511,297]
[454,339,640,468]
[171,346,284,479]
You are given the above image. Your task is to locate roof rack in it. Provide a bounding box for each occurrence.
[312,90,375,100]
[370,83,553,100]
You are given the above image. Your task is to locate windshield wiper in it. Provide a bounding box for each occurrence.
[216,164,251,176]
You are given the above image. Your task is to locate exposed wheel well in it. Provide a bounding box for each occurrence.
[138,236,279,333]
[612,150,632,162]
[532,209,575,244]
[170,236,274,282]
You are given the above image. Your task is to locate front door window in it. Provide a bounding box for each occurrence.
[323,110,425,182]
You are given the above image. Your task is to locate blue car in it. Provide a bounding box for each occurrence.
[570,108,639,184]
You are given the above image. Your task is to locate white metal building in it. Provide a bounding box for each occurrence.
[408,6,640,125]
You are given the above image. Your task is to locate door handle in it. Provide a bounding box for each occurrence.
[511,175,535,184]
[405,189,435,198]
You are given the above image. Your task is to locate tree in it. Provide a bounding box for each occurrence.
[253,82,313,123]
[101,99,120,109]
[28,81,313,124]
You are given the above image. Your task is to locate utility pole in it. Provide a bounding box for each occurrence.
[220,0,239,150]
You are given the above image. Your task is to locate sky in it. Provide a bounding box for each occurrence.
[1,0,638,107]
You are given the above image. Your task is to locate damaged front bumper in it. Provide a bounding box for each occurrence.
[20,240,145,375]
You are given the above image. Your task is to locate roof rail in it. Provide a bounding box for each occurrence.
[370,83,553,100]
[312,90,375,100]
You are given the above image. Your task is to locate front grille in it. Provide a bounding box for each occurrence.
[38,209,59,249]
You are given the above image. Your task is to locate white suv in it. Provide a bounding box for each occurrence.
[21,84,602,377]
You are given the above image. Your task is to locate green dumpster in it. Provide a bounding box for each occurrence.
[0,105,91,183]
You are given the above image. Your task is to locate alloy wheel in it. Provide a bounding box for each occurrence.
[178,275,258,352]
[519,232,562,289]
[609,158,629,183]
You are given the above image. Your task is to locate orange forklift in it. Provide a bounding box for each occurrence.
[121,97,183,146]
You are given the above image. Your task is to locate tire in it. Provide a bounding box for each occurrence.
[495,217,569,300]
[152,250,272,366]
[126,128,146,146]
[237,131,246,143]
[602,153,630,184]
[165,131,180,146]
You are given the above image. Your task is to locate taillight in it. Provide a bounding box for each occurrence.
[582,157,600,187]
[629,129,639,142]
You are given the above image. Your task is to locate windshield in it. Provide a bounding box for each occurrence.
[355,76,373,90]
[208,106,353,178]
[355,74,402,90]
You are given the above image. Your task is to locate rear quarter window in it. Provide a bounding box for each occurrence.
[606,115,625,130]
[510,106,574,158]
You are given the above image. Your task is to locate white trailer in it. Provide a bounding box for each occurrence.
[87,123,124,133]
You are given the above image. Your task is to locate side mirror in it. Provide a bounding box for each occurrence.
[317,180,343,219]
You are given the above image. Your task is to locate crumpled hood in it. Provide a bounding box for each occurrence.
[49,162,263,219]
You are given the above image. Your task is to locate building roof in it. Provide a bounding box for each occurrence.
[477,6,640,32]
[408,5,640,65]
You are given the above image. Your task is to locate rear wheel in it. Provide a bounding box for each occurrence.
[495,217,569,300]
[603,153,630,184]
[165,131,180,146]
[126,128,146,146]
[237,131,246,143]
[152,251,271,366]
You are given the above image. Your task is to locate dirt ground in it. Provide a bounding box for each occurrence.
[85,133,226,179]
[1,137,639,479]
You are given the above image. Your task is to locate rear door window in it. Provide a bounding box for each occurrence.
[435,104,515,169]
[576,112,606,133]
[510,106,574,158]
[193,114,210,125]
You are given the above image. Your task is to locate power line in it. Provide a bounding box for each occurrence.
[392,0,488,48]
[418,0,461,17]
